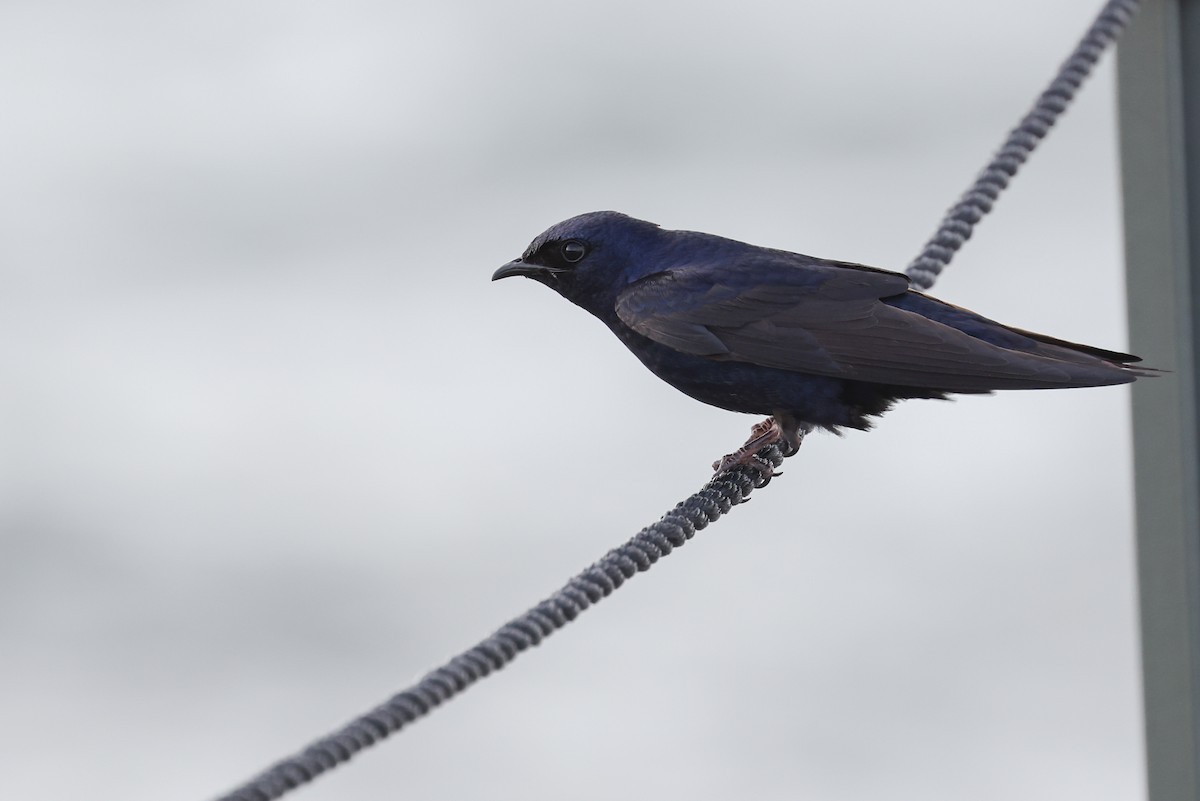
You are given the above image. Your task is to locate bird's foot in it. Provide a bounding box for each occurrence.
[712,416,807,483]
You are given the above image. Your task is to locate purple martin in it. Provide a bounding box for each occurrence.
[493,211,1153,467]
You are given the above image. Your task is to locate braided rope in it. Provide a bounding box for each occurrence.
[905,0,1143,291]
[213,2,1145,797]
[215,444,789,801]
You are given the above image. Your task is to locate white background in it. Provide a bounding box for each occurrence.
[1,2,1148,799]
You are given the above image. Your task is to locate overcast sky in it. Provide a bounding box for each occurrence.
[1,2,1150,800]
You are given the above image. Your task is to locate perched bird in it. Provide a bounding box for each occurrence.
[493,211,1152,469]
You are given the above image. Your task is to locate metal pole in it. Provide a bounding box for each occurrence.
[1118,1,1200,798]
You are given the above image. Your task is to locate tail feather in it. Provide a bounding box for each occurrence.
[886,291,1161,389]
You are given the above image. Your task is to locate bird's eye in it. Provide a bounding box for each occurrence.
[560,240,588,263]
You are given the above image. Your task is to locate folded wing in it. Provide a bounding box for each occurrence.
[614,257,1144,391]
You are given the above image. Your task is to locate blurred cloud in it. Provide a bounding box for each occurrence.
[0,2,1144,801]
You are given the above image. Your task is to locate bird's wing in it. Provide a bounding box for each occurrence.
[614,260,1122,390]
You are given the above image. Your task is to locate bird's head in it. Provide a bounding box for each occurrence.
[492,211,669,314]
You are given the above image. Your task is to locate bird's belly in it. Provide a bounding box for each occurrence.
[612,324,852,424]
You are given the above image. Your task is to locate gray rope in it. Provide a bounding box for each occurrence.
[905,0,1143,291]
[214,443,791,801]
[213,2,1144,798]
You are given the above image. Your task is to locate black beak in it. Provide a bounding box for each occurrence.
[492,259,538,281]
[492,259,568,281]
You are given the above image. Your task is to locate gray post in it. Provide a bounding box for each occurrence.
[1118,1,1200,799]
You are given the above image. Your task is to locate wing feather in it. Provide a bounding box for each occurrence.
[614,259,1135,390]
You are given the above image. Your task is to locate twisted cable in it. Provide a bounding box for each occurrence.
[905,0,1142,290]
[215,445,789,801]
[213,1,1146,797]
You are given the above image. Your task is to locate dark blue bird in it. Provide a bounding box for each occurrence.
[493,211,1152,467]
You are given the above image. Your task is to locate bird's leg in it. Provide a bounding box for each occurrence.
[712,415,809,478]
[712,417,784,478]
